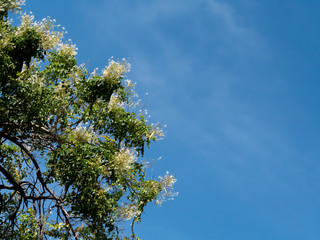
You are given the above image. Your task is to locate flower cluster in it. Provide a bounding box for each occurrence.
[70,125,97,143]
[124,79,141,108]
[145,123,165,142]
[8,13,35,45]
[156,172,178,205]
[102,59,131,84]
[107,94,124,112]
[69,64,85,85]
[14,13,62,51]
[113,148,137,173]
[17,60,45,86]
[54,82,67,99]
[0,0,25,13]
[36,18,62,50]
[58,42,77,56]
[115,203,141,221]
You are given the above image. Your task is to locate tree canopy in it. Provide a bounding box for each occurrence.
[0,1,176,239]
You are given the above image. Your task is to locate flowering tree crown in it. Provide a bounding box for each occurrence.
[0,1,176,239]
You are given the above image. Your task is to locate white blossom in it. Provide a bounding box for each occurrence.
[18,61,45,87]
[58,43,77,56]
[113,148,137,173]
[107,94,124,112]
[116,203,141,221]
[13,13,63,50]
[124,79,140,108]
[102,59,131,84]
[69,65,85,85]
[71,125,97,143]
[36,18,63,50]
[156,172,178,205]
[146,123,164,141]
[0,0,25,13]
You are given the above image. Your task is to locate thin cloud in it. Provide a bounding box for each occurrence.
[75,0,287,179]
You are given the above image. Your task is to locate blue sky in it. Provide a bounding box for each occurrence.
[25,0,320,239]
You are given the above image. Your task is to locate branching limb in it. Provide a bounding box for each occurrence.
[0,164,26,198]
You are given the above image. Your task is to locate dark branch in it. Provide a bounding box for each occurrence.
[24,195,56,200]
[0,132,79,239]
[0,184,15,190]
[0,164,26,197]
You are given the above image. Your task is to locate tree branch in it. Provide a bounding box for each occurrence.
[0,164,26,197]
[0,133,58,199]
[0,184,16,190]
[0,132,79,239]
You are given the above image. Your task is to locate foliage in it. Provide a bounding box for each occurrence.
[0,1,176,239]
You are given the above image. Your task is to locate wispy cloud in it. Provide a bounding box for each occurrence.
[76,0,291,181]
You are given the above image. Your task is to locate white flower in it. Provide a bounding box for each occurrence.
[37,18,63,50]
[107,94,124,112]
[12,13,63,51]
[58,43,77,56]
[13,13,34,37]
[113,148,137,173]
[71,125,97,143]
[116,203,141,221]
[124,79,140,108]
[102,59,131,84]
[0,0,25,13]
[156,172,178,205]
[146,123,164,141]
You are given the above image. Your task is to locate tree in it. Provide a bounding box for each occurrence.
[0,1,176,239]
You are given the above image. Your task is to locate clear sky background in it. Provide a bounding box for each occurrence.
[24,0,320,239]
